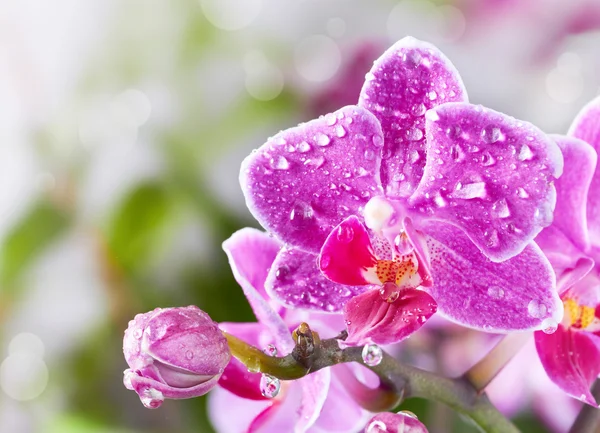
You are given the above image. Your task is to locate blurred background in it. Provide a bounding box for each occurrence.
[0,0,599,432]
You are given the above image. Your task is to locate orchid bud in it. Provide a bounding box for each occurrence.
[364,412,428,433]
[123,305,230,408]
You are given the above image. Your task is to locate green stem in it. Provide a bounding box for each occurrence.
[226,331,519,433]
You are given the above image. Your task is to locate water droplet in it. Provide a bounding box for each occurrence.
[452,182,487,199]
[365,72,376,81]
[450,144,465,162]
[263,344,278,356]
[260,374,281,398]
[133,329,143,339]
[394,233,414,254]
[527,299,548,319]
[518,144,534,161]
[296,141,311,153]
[541,318,558,334]
[362,343,383,366]
[366,420,387,433]
[379,282,400,303]
[480,151,495,166]
[517,187,529,199]
[410,103,426,116]
[304,156,325,168]
[316,133,331,147]
[445,125,461,139]
[406,128,423,141]
[491,199,510,218]
[325,113,337,126]
[372,134,384,148]
[335,124,347,138]
[401,410,419,420]
[409,150,420,163]
[336,225,354,242]
[481,125,501,143]
[402,51,422,67]
[428,90,437,100]
[140,388,164,409]
[275,265,289,280]
[485,229,499,247]
[487,286,505,299]
[320,254,331,269]
[269,155,290,170]
[364,149,375,160]
[289,201,314,227]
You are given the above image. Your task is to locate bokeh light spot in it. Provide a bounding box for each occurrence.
[294,35,341,83]
[1,354,48,401]
[199,0,262,31]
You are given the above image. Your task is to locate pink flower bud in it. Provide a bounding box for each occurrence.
[123,305,230,408]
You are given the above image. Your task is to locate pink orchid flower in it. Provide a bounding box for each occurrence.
[209,228,373,433]
[534,96,600,406]
[241,37,563,345]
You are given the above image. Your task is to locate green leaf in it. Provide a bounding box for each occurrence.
[0,200,70,289]
[106,182,174,272]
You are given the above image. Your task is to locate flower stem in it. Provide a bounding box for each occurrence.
[334,364,403,412]
[463,332,531,393]
[569,380,600,433]
[226,330,520,433]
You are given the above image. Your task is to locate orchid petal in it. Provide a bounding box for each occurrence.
[365,412,429,433]
[223,228,294,352]
[358,36,467,198]
[208,387,272,433]
[421,220,562,332]
[265,246,365,313]
[126,371,220,401]
[410,102,563,262]
[536,225,595,293]
[569,95,600,245]
[218,322,269,401]
[319,215,378,286]
[240,105,384,253]
[296,370,331,433]
[550,135,597,251]
[344,288,437,345]
[535,325,600,406]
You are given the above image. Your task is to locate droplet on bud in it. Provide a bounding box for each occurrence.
[380,282,400,303]
[362,343,383,366]
[260,374,281,398]
[263,344,278,356]
[541,318,558,334]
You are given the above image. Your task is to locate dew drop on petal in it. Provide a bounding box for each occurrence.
[362,343,383,366]
[270,155,290,170]
[372,134,384,148]
[406,128,423,141]
[289,201,314,227]
[527,299,548,319]
[487,286,505,299]
[450,144,465,162]
[366,420,387,433]
[516,187,529,198]
[325,113,337,126]
[133,329,143,339]
[452,182,487,200]
[296,141,311,153]
[491,199,510,218]
[541,318,558,334]
[263,344,278,356]
[335,124,347,138]
[364,149,376,160]
[481,125,501,143]
[304,156,325,168]
[336,224,354,242]
[140,388,164,409]
[316,133,331,147]
[320,254,331,270]
[410,103,426,116]
[400,410,419,420]
[275,265,289,280]
[518,144,534,161]
[185,350,194,360]
[260,374,280,398]
[481,151,495,166]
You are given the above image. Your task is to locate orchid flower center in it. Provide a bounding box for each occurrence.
[563,298,600,331]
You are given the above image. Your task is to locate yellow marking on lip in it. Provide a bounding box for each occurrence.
[564,298,596,330]
[375,257,417,286]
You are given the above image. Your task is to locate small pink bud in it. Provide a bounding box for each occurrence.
[123,306,230,408]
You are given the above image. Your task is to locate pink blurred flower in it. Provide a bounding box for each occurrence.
[364,411,428,433]
[534,95,600,406]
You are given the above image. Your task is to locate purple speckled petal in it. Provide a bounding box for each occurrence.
[241,105,384,253]
[223,228,294,352]
[265,246,366,313]
[550,135,597,252]
[343,288,437,345]
[364,412,429,433]
[569,96,600,245]
[421,220,563,332]
[535,326,600,406]
[411,103,563,262]
[358,36,467,199]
